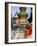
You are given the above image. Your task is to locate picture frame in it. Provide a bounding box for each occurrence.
[5,2,36,44]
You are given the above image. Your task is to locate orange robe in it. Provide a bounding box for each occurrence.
[24,24,32,37]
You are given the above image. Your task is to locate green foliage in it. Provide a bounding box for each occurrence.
[28,8,32,23]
